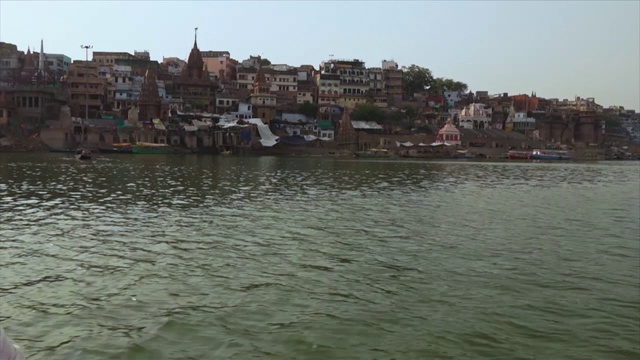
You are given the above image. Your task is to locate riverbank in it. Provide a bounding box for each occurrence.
[0,132,624,161]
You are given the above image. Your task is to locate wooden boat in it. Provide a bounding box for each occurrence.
[451,150,476,159]
[75,148,92,160]
[531,149,571,160]
[508,150,532,160]
[98,143,133,154]
[354,148,393,158]
[131,142,176,154]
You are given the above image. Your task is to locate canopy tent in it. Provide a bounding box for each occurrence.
[245,118,279,147]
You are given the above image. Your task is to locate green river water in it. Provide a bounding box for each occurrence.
[0,153,639,360]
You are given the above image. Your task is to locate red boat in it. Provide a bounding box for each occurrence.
[508,150,532,160]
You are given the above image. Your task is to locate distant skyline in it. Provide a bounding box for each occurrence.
[1,1,638,110]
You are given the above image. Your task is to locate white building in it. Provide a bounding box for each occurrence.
[459,103,492,130]
[236,67,257,90]
[297,88,314,104]
[226,102,253,120]
[266,68,297,92]
[315,73,341,105]
[444,91,464,107]
[513,112,536,130]
[381,60,399,70]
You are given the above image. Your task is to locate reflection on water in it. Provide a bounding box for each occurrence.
[1,153,639,359]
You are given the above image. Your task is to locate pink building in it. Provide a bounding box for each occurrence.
[201,51,238,82]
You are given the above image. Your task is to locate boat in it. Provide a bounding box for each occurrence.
[75,148,93,160]
[354,148,393,158]
[469,140,486,147]
[98,143,133,154]
[220,150,232,156]
[508,150,532,160]
[451,149,476,159]
[531,149,571,160]
[131,142,176,154]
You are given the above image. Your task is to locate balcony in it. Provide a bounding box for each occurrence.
[340,80,369,86]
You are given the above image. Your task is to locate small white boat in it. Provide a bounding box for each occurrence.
[531,149,571,160]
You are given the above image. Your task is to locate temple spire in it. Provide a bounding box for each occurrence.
[39,39,45,72]
[194,27,198,47]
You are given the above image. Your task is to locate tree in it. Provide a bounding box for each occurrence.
[402,65,434,97]
[429,77,468,95]
[351,103,385,123]
[403,105,419,120]
[298,102,319,118]
[260,58,272,67]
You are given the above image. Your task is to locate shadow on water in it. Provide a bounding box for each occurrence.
[0,153,639,359]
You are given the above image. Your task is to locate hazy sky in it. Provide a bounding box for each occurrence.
[1,1,638,109]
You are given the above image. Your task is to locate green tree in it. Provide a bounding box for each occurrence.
[403,105,419,120]
[298,102,319,118]
[260,58,272,67]
[351,103,385,123]
[429,77,468,95]
[402,65,434,97]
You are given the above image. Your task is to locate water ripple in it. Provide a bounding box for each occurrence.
[0,153,638,359]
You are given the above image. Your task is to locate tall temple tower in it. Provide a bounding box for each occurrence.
[184,27,205,80]
[249,67,276,123]
[138,68,161,122]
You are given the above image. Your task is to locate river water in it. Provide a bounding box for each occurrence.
[0,153,638,360]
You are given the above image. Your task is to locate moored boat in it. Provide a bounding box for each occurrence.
[531,149,571,160]
[98,143,133,154]
[451,150,476,159]
[131,142,176,154]
[354,148,393,158]
[508,150,532,160]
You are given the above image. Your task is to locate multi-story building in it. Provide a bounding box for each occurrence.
[297,83,315,104]
[214,88,243,115]
[93,51,136,65]
[134,50,150,61]
[510,93,540,112]
[459,103,492,129]
[296,65,316,104]
[112,65,134,110]
[320,59,369,108]
[0,42,23,84]
[315,73,340,105]
[382,60,402,107]
[35,53,71,81]
[202,51,238,82]
[368,67,387,108]
[162,57,187,76]
[265,66,298,92]
[66,61,107,117]
[237,67,258,90]
[240,55,262,69]
[297,65,316,82]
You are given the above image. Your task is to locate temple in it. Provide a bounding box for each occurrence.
[138,68,162,122]
[249,67,276,123]
[172,28,215,113]
[436,117,461,145]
